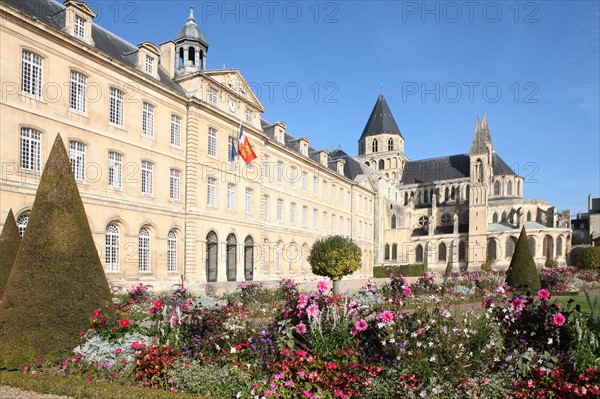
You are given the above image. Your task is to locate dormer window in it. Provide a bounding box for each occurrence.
[74,15,85,39]
[145,55,154,74]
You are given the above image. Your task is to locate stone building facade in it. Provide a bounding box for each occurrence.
[0,0,571,292]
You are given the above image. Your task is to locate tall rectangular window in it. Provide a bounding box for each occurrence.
[245,188,253,214]
[275,243,281,272]
[322,182,327,200]
[69,141,85,181]
[69,71,87,112]
[208,128,217,157]
[108,152,122,188]
[208,87,217,104]
[263,195,269,219]
[142,103,154,137]
[277,161,283,184]
[170,115,181,146]
[322,212,327,232]
[21,51,42,97]
[167,231,177,272]
[170,169,180,200]
[302,172,307,192]
[207,178,216,207]
[277,199,283,222]
[141,161,153,194]
[290,166,297,188]
[339,216,343,233]
[138,228,151,272]
[20,128,41,172]
[263,157,270,181]
[227,183,236,211]
[340,188,344,208]
[332,185,336,206]
[313,209,317,230]
[290,202,296,225]
[145,55,153,74]
[302,206,307,227]
[246,108,253,123]
[109,88,124,126]
[74,15,85,39]
[331,214,336,233]
[313,176,318,196]
[347,218,351,235]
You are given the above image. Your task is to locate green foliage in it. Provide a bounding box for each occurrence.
[480,263,492,272]
[308,235,362,280]
[0,209,20,297]
[576,247,600,270]
[166,360,252,397]
[545,259,558,268]
[373,264,427,278]
[0,135,114,370]
[506,227,541,291]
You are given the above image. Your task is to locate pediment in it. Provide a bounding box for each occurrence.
[203,70,264,112]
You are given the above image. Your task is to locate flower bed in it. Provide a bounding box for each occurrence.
[19,270,600,398]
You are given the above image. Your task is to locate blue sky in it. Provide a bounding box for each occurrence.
[93,0,599,215]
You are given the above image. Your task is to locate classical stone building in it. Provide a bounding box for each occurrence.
[572,195,600,246]
[0,0,571,292]
[0,0,375,291]
[357,94,572,271]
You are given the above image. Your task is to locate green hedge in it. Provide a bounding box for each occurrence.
[0,371,212,399]
[373,264,428,278]
[576,247,600,270]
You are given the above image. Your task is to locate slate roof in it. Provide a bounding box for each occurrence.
[329,149,367,180]
[359,94,403,141]
[401,153,517,184]
[3,0,186,94]
[176,7,208,46]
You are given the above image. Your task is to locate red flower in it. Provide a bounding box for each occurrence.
[119,318,130,328]
[154,299,163,309]
[92,309,101,319]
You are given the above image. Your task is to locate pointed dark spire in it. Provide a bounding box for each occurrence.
[470,114,492,155]
[359,94,403,141]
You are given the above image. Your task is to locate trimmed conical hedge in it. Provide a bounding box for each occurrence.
[0,209,21,297]
[506,227,541,291]
[0,134,114,370]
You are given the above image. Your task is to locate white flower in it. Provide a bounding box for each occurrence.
[429,355,436,362]
[230,347,237,354]
[548,338,554,345]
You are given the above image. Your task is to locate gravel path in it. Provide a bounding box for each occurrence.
[0,386,72,399]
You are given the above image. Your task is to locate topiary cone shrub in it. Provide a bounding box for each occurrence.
[0,134,114,370]
[0,209,21,298]
[506,227,541,291]
[307,235,362,295]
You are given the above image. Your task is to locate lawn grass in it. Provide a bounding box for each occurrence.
[0,371,212,399]
[553,291,599,317]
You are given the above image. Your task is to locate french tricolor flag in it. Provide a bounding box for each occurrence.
[238,122,257,164]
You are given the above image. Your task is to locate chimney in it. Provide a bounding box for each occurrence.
[589,193,593,212]
[160,41,176,78]
[336,158,345,175]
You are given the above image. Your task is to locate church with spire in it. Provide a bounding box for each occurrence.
[354,94,572,271]
[0,0,572,292]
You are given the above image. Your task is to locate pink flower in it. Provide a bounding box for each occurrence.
[316,280,329,293]
[537,289,551,301]
[92,309,101,319]
[355,319,368,332]
[154,299,163,309]
[376,310,394,324]
[511,297,525,310]
[303,390,312,398]
[114,347,122,355]
[23,366,29,371]
[119,318,130,328]
[307,304,320,318]
[170,316,179,325]
[297,294,308,309]
[296,323,307,335]
[403,287,412,297]
[552,313,566,327]
[170,387,176,392]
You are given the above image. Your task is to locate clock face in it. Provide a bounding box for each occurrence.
[229,100,238,112]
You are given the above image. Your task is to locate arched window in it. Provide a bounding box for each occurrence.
[556,236,563,256]
[244,236,254,281]
[384,244,390,261]
[451,186,456,200]
[404,192,409,205]
[492,212,498,223]
[438,243,447,262]
[505,237,516,258]
[415,244,424,263]
[188,46,195,65]
[167,230,177,272]
[17,212,30,238]
[300,245,306,273]
[178,47,184,67]
[105,224,119,272]
[527,211,532,222]
[226,234,237,281]
[507,181,513,196]
[486,238,497,262]
[288,244,294,272]
[528,237,536,257]
[206,231,218,282]
[138,228,151,272]
[476,159,484,183]
[372,139,378,153]
[378,159,385,170]
[391,214,397,229]
[388,138,394,151]
[501,211,507,223]
[445,187,450,201]
[543,235,554,260]
[494,181,500,196]
[391,244,397,261]
[458,241,466,261]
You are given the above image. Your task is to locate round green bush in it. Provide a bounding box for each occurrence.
[480,263,492,272]
[544,259,558,268]
[308,235,362,280]
[576,247,600,270]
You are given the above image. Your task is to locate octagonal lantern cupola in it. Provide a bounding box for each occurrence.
[175,6,209,76]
